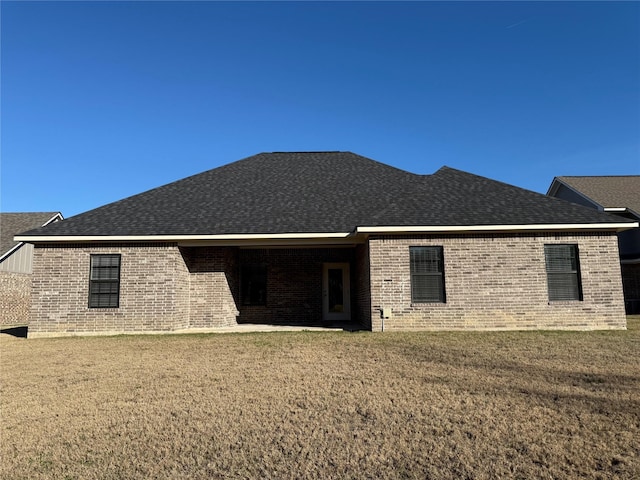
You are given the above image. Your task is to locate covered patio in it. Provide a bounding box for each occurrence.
[180,244,372,330]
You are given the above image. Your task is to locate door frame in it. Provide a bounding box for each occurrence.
[322,262,351,321]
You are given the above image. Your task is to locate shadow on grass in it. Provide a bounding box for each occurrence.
[0,326,28,338]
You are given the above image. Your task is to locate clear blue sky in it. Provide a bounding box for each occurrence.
[2,1,639,217]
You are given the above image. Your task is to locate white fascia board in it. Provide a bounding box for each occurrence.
[604,207,640,220]
[0,243,24,263]
[356,223,639,234]
[14,232,354,243]
[15,222,640,244]
[603,207,628,212]
[42,213,64,226]
[2,214,63,261]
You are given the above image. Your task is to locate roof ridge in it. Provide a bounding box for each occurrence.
[558,175,640,179]
[1,211,61,215]
[266,151,346,154]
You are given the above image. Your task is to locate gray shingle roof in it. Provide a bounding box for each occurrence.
[555,176,640,215]
[1,212,61,255]
[19,152,634,238]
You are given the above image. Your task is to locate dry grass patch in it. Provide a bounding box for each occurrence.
[2,321,639,479]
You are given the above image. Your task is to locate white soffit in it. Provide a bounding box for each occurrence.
[356,222,638,234]
[14,222,639,244]
[13,232,355,243]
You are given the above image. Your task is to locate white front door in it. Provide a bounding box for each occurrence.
[322,263,351,321]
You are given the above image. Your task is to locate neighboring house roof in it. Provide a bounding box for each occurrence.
[16,152,636,242]
[1,212,63,261]
[548,176,640,217]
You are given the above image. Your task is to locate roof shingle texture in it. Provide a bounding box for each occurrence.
[21,152,633,237]
[556,176,640,214]
[1,212,61,254]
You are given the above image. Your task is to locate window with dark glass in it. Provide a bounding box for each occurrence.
[544,244,583,301]
[410,246,446,303]
[89,254,121,308]
[241,264,267,306]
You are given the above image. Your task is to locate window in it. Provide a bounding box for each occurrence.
[410,246,446,303]
[544,244,582,301]
[241,264,267,306]
[89,254,121,308]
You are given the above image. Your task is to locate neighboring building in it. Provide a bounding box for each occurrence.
[548,176,640,314]
[0,212,63,325]
[16,152,637,337]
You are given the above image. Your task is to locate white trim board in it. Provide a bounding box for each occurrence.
[14,222,638,244]
[14,232,354,243]
[355,223,637,234]
[2,213,64,262]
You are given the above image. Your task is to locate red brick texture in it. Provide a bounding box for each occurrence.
[0,272,31,325]
[368,233,626,331]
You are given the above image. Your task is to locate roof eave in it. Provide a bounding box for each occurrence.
[14,221,638,245]
[13,232,359,246]
[604,207,640,219]
[0,243,24,263]
[2,212,64,262]
[356,222,638,234]
[43,212,64,226]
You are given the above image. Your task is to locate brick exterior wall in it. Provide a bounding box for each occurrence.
[0,272,31,325]
[369,233,626,331]
[29,244,365,335]
[27,232,627,336]
[354,243,372,330]
[236,248,356,325]
[30,243,190,335]
[181,246,239,327]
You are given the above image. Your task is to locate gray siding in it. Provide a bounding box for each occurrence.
[553,184,600,209]
[0,243,34,273]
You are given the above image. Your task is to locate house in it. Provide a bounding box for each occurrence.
[548,176,640,314]
[0,212,63,325]
[15,152,637,337]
